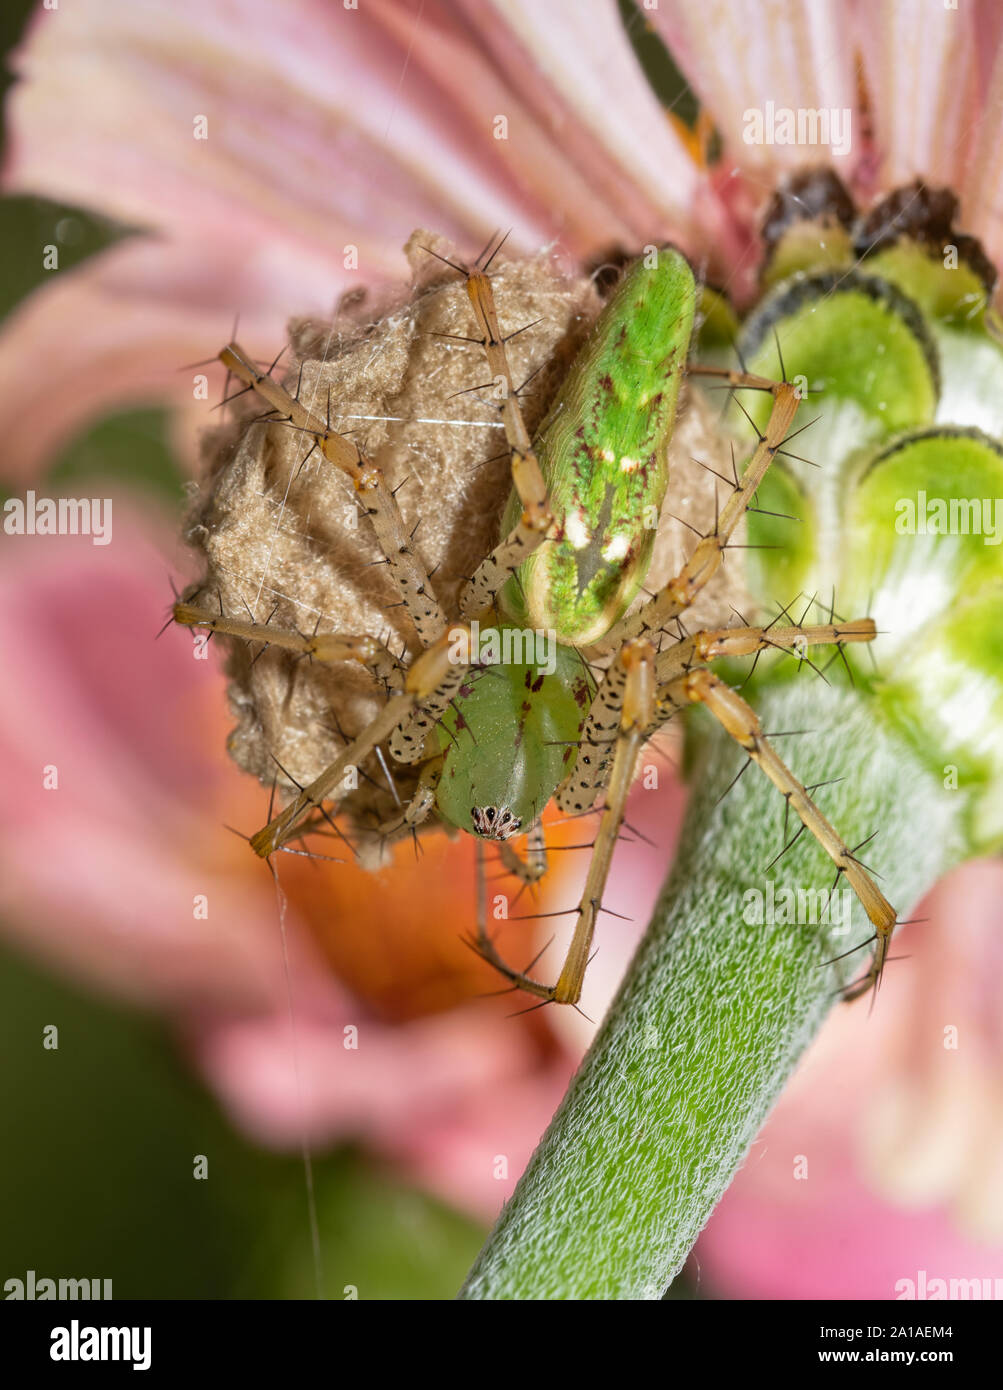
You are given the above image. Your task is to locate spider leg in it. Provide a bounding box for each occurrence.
[376,758,442,837]
[661,667,897,1001]
[604,370,801,645]
[172,601,405,688]
[216,342,448,644]
[498,821,548,884]
[388,658,470,765]
[247,624,471,856]
[471,641,655,1004]
[452,269,555,616]
[554,645,630,816]
[651,617,876,695]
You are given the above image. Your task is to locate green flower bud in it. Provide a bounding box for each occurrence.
[729,205,1003,855]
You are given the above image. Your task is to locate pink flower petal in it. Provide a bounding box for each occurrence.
[0,236,303,481]
[191,992,581,1218]
[440,0,723,255]
[4,0,570,273]
[192,1000,545,1150]
[0,515,315,1009]
[649,0,858,180]
[972,1,1003,98]
[0,0,731,485]
[700,1149,1003,1299]
[859,860,1003,1240]
[368,0,639,256]
[0,507,570,1205]
[386,1056,576,1217]
[697,861,1003,1296]
[962,35,1003,274]
[856,0,978,192]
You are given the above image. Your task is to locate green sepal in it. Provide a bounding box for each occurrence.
[761,220,854,287]
[874,588,1003,853]
[866,241,989,328]
[694,283,741,355]
[842,428,1003,635]
[740,269,939,445]
[739,267,942,611]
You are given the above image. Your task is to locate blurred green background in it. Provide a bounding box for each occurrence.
[0,0,486,1300]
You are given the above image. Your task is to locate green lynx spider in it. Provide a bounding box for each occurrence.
[174,237,896,1007]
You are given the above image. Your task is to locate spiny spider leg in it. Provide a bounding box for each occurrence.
[468,838,556,1000]
[659,668,896,998]
[555,647,629,815]
[651,619,876,690]
[473,640,655,1004]
[388,660,470,765]
[555,619,875,821]
[217,342,448,644]
[376,758,443,838]
[442,265,556,616]
[603,371,801,645]
[247,624,472,857]
[173,602,405,689]
[498,822,548,884]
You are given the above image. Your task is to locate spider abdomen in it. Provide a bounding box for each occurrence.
[434,626,595,838]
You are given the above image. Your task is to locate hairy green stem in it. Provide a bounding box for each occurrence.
[459,681,963,1300]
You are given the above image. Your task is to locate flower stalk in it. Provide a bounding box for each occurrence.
[459,680,962,1299]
